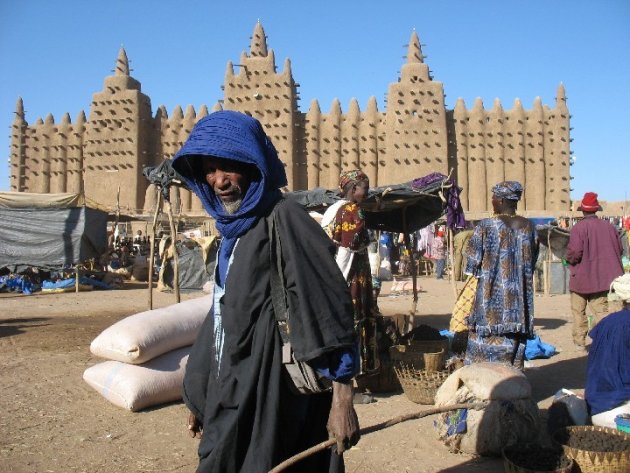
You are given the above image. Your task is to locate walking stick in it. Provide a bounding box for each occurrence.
[165,199,181,304]
[268,401,488,473]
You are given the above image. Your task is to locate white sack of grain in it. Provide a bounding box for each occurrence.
[434,362,539,456]
[90,294,211,364]
[83,347,189,411]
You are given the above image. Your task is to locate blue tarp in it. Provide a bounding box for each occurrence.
[41,276,112,290]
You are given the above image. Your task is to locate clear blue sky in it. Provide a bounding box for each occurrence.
[1,0,629,203]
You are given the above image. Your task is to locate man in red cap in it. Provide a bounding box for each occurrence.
[566,192,624,349]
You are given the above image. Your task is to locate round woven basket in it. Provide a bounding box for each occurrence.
[552,425,630,473]
[407,337,449,354]
[393,364,450,404]
[502,445,573,473]
[389,345,446,372]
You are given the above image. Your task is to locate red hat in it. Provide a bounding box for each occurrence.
[577,192,602,212]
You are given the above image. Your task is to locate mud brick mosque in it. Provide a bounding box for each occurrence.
[9,22,571,218]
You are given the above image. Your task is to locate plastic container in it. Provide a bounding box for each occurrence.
[615,414,630,434]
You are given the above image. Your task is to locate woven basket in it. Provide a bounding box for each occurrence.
[389,345,446,372]
[502,446,573,473]
[552,425,630,473]
[393,364,450,404]
[407,337,449,354]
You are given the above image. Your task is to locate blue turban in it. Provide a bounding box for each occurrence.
[172,111,288,285]
[491,181,523,201]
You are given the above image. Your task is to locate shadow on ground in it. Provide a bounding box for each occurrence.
[0,317,50,338]
[525,355,587,403]
[534,317,568,330]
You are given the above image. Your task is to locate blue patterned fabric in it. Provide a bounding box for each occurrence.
[464,332,527,369]
[464,218,538,337]
[172,111,287,286]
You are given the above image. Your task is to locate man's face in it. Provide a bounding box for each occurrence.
[201,157,253,214]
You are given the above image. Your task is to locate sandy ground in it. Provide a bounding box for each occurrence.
[0,277,592,472]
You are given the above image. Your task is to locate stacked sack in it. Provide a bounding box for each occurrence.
[83,293,212,411]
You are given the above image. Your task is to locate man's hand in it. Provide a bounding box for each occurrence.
[326,380,360,454]
[187,411,202,439]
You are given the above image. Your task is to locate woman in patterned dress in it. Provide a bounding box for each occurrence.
[463,181,539,369]
[332,170,380,376]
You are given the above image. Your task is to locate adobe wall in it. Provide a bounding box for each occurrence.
[9,22,571,217]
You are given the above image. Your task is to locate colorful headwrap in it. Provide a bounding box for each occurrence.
[491,181,523,201]
[339,170,369,192]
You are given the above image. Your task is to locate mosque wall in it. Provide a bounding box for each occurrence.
[8,22,571,216]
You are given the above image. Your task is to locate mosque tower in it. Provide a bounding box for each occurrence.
[9,98,27,191]
[83,48,153,213]
[382,31,448,184]
[222,21,301,189]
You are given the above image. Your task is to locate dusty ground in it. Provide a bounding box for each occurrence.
[0,277,590,472]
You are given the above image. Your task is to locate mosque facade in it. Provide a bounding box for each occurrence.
[9,22,571,217]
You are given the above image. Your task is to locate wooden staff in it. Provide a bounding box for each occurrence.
[269,401,488,473]
[148,189,162,310]
[165,199,180,304]
[402,206,418,333]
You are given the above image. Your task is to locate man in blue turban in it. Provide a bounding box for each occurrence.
[172,111,359,473]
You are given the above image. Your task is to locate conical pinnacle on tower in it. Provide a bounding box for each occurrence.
[366,96,379,115]
[75,110,86,127]
[491,98,504,114]
[308,99,321,115]
[556,83,566,104]
[14,97,25,120]
[250,21,268,57]
[115,47,130,76]
[407,31,424,64]
[197,105,209,118]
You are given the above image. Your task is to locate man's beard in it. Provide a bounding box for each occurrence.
[223,198,243,214]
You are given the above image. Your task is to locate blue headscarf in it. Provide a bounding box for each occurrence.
[172,111,288,286]
[491,181,523,201]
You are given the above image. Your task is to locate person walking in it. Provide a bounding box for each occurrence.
[172,111,359,472]
[566,192,623,349]
[431,230,447,280]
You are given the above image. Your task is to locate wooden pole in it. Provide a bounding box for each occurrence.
[148,189,162,310]
[268,401,488,473]
[166,200,181,304]
[402,206,417,333]
[543,231,552,296]
[75,265,80,293]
